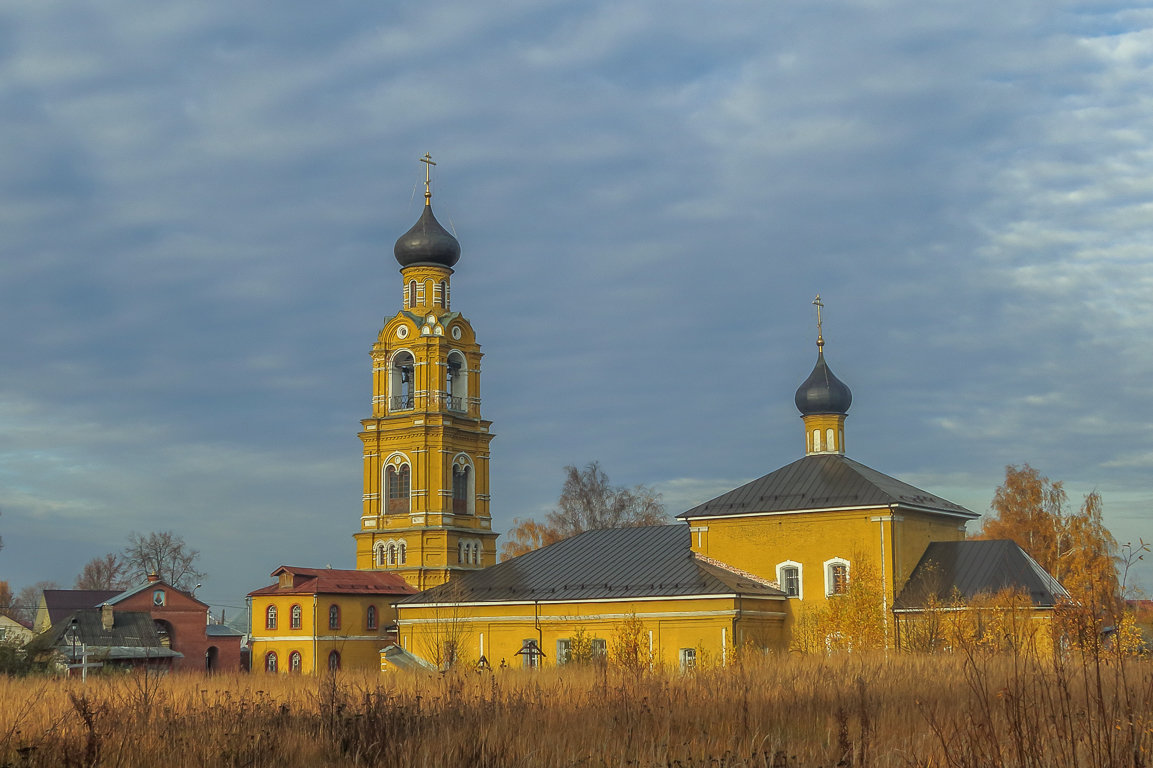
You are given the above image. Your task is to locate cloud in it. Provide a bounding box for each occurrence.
[1,0,1152,598]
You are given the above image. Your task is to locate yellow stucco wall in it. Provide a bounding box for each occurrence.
[395,594,788,670]
[686,506,970,637]
[249,593,398,674]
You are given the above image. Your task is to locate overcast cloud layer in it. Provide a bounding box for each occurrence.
[1,1,1151,612]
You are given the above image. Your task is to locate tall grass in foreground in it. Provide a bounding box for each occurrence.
[1,650,1150,767]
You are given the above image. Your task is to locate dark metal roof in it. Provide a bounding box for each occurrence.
[894,540,1069,610]
[25,609,173,655]
[677,454,976,520]
[795,349,852,415]
[393,204,461,268]
[42,589,121,626]
[399,525,785,605]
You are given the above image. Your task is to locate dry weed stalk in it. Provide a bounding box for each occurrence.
[0,650,1147,767]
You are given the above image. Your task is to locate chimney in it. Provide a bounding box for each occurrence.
[100,603,114,631]
[147,572,160,583]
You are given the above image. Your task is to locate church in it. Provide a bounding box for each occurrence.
[249,160,1066,673]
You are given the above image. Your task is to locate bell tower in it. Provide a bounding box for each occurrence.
[354,155,498,590]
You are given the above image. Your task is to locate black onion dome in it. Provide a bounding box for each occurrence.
[394,204,461,268]
[794,350,853,415]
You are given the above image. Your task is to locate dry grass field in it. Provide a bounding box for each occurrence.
[1,649,1150,767]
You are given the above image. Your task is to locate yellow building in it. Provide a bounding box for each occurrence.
[248,566,414,674]
[389,293,1069,666]
[353,155,498,590]
[353,169,1065,669]
[395,525,788,670]
[676,307,979,640]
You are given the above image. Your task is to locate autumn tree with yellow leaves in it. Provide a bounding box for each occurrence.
[974,464,1119,611]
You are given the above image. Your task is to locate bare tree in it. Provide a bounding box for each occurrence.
[502,462,667,559]
[123,531,205,591]
[550,461,666,537]
[75,553,132,590]
[13,580,60,627]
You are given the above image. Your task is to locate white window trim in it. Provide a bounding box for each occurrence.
[823,557,851,597]
[776,560,804,600]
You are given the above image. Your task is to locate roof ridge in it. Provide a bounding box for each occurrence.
[692,552,780,589]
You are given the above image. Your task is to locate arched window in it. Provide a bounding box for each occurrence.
[366,605,378,631]
[451,454,474,515]
[386,464,410,513]
[290,604,302,630]
[374,542,386,567]
[445,352,467,412]
[154,619,173,648]
[387,543,398,566]
[441,280,450,310]
[826,428,835,452]
[398,541,407,565]
[825,558,851,596]
[453,464,471,514]
[265,605,278,630]
[265,651,278,673]
[289,651,302,673]
[328,604,341,631]
[390,352,415,411]
[812,429,821,452]
[776,561,803,599]
[408,280,417,308]
[328,650,341,671]
[457,539,481,566]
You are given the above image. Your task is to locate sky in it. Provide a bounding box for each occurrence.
[1,1,1151,617]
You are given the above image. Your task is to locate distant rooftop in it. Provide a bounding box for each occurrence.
[248,566,416,598]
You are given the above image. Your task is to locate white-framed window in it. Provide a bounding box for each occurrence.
[445,353,468,414]
[451,453,474,514]
[457,538,481,566]
[679,648,697,671]
[776,561,803,599]
[557,638,572,665]
[385,461,411,514]
[824,557,850,596]
[389,351,415,411]
[521,639,542,669]
[826,428,835,452]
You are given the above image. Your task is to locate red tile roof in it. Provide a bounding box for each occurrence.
[247,566,416,598]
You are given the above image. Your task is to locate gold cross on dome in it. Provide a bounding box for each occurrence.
[812,294,825,348]
[420,152,436,203]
